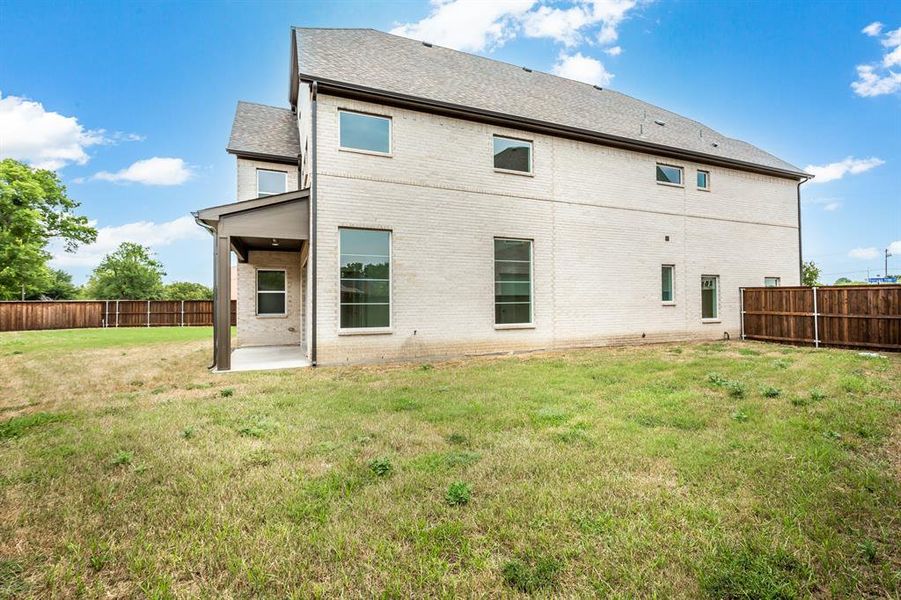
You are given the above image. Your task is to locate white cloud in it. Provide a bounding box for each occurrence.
[0,93,142,171]
[552,51,613,85]
[862,21,883,37]
[50,215,204,268]
[91,157,193,186]
[802,197,842,211]
[390,0,535,52]
[805,156,885,183]
[888,240,901,255]
[0,93,105,170]
[852,23,901,96]
[604,45,623,56]
[823,201,841,212]
[848,247,879,260]
[391,0,641,60]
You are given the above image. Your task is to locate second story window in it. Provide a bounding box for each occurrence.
[339,110,391,154]
[493,136,532,174]
[697,169,710,190]
[257,169,287,197]
[656,163,683,186]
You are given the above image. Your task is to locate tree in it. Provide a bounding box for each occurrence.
[801,261,821,287]
[38,269,80,299]
[834,277,852,285]
[0,159,96,299]
[83,242,165,299]
[163,281,213,301]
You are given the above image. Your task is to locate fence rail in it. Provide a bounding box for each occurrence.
[0,300,237,332]
[740,285,901,351]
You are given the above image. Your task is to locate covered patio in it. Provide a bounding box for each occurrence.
[194,189,310,372]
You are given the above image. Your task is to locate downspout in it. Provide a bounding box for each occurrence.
[796,177,810,285]
[310,81,319,366]
[193,213,218,370]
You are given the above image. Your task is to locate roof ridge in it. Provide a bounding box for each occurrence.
[237,100,292,111]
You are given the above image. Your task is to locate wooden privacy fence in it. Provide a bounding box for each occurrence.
[740,285,901,351]
[0,300,237,332]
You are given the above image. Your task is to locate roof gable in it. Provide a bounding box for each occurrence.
[227,101,299,160]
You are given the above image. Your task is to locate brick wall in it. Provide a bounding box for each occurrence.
[236,158,299,202]
[236,250,303,347]
[309,93,800,364]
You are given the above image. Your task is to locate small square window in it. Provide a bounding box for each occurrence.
[656,163,683,186]
[257,170,287,197]
[339,110,391,154]
[764,277,780,287]
[697,170,710,190]
[661,265,675,303]
[493,136,532,174]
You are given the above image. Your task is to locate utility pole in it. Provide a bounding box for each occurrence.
[887,247,893,281]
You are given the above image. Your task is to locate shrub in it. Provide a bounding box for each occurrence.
[220,388,234,398]
[725,380,747,398]
[445,481,471,506]
[368,457,393,477]
[760,386,781,398]
[501,555,561,593]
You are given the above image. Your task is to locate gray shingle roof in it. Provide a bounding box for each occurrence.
[294,28,803,176]
[227,101,299,159]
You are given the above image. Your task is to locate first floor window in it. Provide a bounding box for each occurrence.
[257,169,287,197]
[701,275,719,319]
[495,238,533,324]
[764,277,780,287]
[656,163,683,185]
[257,270,286,315]
[340,228,391,328]
[493,136,532,173]
[662,265,675,302]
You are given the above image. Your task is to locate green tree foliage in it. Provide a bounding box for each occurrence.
[163,281,213,301]
[83,242,165,299]
[801,261,821,287]
[0,159,96,299]
[34,269,80,299]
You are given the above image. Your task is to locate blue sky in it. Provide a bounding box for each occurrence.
[1,0,899,285]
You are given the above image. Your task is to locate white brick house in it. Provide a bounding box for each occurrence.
[195,28,810,371]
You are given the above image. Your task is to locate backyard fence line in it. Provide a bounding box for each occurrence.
[740,285,901,351]
[0,300,237,332]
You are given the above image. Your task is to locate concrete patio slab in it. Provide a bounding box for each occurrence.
[223,345,310,372]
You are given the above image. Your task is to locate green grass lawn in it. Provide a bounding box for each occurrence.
[1,328,899,598]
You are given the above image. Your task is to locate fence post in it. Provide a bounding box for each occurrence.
[116,300,120,327]
[181,300,185,327]
[104,300,108,328]
[147,300,151,327]
[739,287,745,340]
[812,286,819,348]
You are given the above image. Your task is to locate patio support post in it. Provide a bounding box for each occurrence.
[215,233,232,371]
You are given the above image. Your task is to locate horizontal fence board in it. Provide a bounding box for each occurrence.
[0,300,236,332]
[741,285,901,352]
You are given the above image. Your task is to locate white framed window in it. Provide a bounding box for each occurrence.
[764,277,781,287]
[697,169,710,190]
[339,110,391,155]
[340,228,391,329]
[493,136,533,174]
[257,169,287,197]
[256,269,286,316]
[701,275,719,320]
[656,163,684,186]
[662,265,675,303]
[495,238,533,326]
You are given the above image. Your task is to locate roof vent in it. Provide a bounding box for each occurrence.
[522,66,532,72]
[422,41,433,47]
[654,119,666,126]
[593,85,604,91]
[711,142,719,148]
